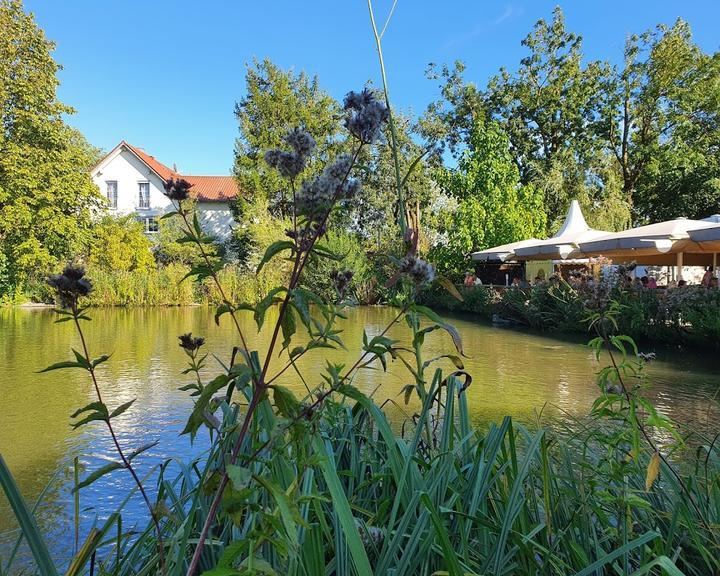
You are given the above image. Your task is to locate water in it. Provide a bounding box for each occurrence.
[1,305,719,567]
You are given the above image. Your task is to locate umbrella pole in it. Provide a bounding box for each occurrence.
[676,252,684,283]
[714,253,718,278]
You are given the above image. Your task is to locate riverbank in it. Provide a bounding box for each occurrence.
[420,282,720,348]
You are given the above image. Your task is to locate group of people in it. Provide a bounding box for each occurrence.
[464,265,719,290]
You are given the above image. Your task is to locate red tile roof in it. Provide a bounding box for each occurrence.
[112,141,239,202]
[182,175,239,202]
[123,141,178,181]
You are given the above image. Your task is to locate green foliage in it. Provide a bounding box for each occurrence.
[154,208,208,266]
[430,120,546,279]
[299,230,370,301]
[483,7,618,229]
[233,58,342,219]
[86,216,156,273]
[0,0,102,294]
[599,18,720,221]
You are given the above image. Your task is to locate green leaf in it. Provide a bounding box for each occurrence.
[73,442,157,492]
[254,287,287,330]
[437,276,464,302]
[226,465,252,491]
[272,385,300,418]
[311,436,373,574]
[571,531,660,576]
[420,493,464,576]
[280,306,297,350]
[411,305,465,356]
[90,354,111,368]
[256,240,295,274]
[254,475,302,548]
[109,399,136,420]
[182,374,231,438]
[72,349,92,370]
[70,401,109,429]
[37,360,84,373]
[0,455,59,576]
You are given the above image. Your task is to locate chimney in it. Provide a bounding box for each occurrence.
[173,163,177,173]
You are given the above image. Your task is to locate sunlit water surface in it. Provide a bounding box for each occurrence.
[1,306,719,568]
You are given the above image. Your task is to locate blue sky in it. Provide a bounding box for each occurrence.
[26,0,720,175]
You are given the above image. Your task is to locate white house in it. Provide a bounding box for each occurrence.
[91,141,238,240]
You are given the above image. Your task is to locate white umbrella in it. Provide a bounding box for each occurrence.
[471,238,542,262]
[513,200,610,260]
[579,217,719,278]
[688,224,720,274]
[579,218,717,255]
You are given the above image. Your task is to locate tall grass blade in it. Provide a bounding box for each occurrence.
[0,455,59,576]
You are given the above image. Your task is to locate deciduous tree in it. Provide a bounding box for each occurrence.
[0,0,101,294]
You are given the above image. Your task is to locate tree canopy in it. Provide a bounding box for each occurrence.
[0,0,101,294]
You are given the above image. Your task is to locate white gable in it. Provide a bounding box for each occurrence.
[91,147,172,216]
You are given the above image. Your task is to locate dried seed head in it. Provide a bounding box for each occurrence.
[343,89,389,144]
[48,266,93,308]
[163,177,193,201]
[400,255,435,286]
[179,332,205,352]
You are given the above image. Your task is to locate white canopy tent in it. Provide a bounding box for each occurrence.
[513,200,610,261]
[470,238,541,263]
[578,218,720,280]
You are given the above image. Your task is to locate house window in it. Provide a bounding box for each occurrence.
[139,216,159,233]
[138,182,150,209]
[106,181,118,208]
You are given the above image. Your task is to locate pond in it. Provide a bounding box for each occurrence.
[1,305,719,566]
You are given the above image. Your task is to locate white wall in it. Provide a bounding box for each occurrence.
[92,148,172,217]
[92,148,235,240]
[196,202,235,241]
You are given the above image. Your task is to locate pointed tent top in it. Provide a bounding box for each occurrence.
[554,199,589,238]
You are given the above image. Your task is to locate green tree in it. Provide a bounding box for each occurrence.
[0,0,102,294]
[483,7,612,227]
[601,20,720,220]
[430,121,546,278]
[86,216,155,273]
[233,58,342,217]
[230,58,342,267]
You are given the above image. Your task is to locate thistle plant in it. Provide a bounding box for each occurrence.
[43,266,166,574]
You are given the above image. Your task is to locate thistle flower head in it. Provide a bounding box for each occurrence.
[330,269,354,296]
[295,154,360,219]
[343,89,389,144]
[178,332,205,352]
[264,149,304,179]
[264,128,315,180]
[163,177,193,201]
[400,255,435,286]
[284,128,316,157]
[48,266,93,309]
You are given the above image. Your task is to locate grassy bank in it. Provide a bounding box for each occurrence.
[420,282,720,347]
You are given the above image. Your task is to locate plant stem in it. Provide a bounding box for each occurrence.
[71,309,166,575]
[179,209,253,363]
[603,337,716,543]
[367,0,407,233]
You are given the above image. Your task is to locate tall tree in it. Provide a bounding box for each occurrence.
[233,58,342,217]
[601,20,720,220]
[430,120,546,278]
[483,7,622,229]
[0,0,101,294]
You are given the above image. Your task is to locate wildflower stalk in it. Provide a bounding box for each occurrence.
[600,332,717,543]
[177,208,253,362]
[185,143,365,576]
[68,301,166,574]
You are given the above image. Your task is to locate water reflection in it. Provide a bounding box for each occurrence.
[1,306,719,562]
